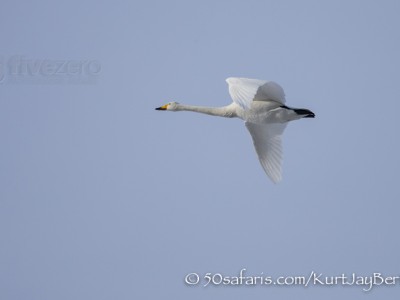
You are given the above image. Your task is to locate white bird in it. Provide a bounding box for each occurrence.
[156,77,314,183]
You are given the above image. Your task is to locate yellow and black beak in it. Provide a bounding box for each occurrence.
[155,104,168,111]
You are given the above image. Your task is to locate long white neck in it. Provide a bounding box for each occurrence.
[175,103,237,118]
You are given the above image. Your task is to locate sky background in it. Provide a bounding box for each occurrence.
[1,0,400,299]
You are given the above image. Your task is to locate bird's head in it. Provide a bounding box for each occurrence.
[155,102,180,111]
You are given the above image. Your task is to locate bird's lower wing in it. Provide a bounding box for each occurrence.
[245,122,287,183]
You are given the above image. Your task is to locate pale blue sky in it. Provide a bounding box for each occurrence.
[1,0,400,299]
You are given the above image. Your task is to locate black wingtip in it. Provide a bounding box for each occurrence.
[303,111,315,118]
[294,109,315,118]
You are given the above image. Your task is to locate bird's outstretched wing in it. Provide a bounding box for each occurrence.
[226,77,286,110]
[245,121,287,183]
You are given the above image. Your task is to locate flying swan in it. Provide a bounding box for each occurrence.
[156,77,315,183]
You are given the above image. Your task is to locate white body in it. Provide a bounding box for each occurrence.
[175,101,303,124]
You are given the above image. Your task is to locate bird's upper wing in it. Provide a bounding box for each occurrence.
[245,121,287,183]
[226,77,286,110]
